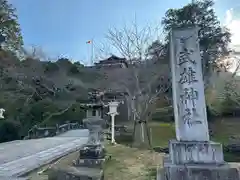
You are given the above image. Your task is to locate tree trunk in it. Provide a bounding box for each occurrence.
[145,120,152,148]
[132,120,150,149]
[127,100,132,121]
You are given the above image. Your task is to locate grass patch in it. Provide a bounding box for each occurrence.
[145,167,157,180]
[149,122,175,147]
[149,118,240,162]
[210,119,240,144]
[224,152,240,162]
[115,132,133,146]
[149,119,240,147]
[104,142,163,180]
[210,118,240,162]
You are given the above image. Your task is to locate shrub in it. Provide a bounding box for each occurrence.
[0,121,20,142]
[68,65,80,74]
[115,133,133,145]
[44,62,59,73]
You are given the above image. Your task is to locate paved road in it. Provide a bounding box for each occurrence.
[0,129,89,177]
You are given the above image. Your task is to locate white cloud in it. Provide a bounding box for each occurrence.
[225,8,240,50]
[223,8,240,74]
[225,9,233,25]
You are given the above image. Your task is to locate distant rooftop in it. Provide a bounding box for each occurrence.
[94,55,128,67]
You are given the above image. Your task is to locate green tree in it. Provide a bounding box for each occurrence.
[0,0,23,52]
[147,40,167,62]
[162,0,231,81]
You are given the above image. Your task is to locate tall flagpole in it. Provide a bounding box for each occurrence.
[91,38,94,66]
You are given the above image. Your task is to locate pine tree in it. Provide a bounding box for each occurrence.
[0,0,23,52]
[162,0,231,77]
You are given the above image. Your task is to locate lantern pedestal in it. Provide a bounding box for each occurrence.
[107,112,119,144]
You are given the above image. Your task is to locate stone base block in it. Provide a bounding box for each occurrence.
[158,156,240,180]
[79,145,105,159]
[73,158,105,168]
[169,140,224,164]
[48,166,103,180]
[160,161,240,180]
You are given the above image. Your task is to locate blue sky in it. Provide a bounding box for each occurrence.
[9,0,240,65]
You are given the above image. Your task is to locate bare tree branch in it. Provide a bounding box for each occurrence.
[100,21,170,147]
[40,103,74,125]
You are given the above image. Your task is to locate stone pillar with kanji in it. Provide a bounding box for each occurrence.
[160,26,240,180]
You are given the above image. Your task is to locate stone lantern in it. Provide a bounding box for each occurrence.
[82,116,105,145]
[106,101,121,144]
